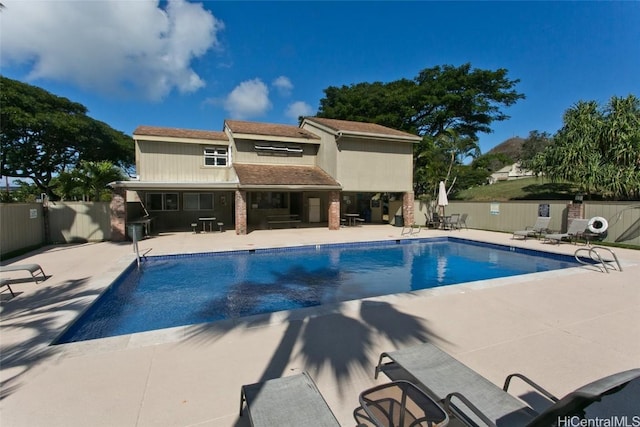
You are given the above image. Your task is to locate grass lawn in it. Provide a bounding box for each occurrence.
[454,178,581,201]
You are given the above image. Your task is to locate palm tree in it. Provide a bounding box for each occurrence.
[56,161,126,201]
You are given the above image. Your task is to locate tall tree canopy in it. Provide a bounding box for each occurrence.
[317,63,524,194]
[534,95,640,200]
[318,63,524,140]
[0,76,134,198]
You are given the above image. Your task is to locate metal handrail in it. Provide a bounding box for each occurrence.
[574,246,622,273]
[132,230,141,268]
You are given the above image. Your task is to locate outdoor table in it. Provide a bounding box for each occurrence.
[345,213,360,226]
[198,217,216,233]
[358,380,449,427]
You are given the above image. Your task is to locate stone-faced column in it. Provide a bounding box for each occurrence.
[235,190,247,235]
[328,191,340,230]
[566,201,584,231]
[110,187,127,241]
[403,191,415,226]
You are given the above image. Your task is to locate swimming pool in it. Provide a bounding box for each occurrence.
[54,237,583,344]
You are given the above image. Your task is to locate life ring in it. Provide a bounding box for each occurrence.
[588,216,608,234]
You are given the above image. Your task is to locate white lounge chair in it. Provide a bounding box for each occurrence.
[512,217,551,240]
[542,218,590,245]
[0,263,47,282]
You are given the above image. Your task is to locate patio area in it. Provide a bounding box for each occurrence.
[1,225,639,426]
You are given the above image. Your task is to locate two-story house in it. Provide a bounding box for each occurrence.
[109,117,421,239]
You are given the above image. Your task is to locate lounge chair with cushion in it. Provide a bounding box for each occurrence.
[374,342,640,427]
[512,217,551,240]
[239,371,340,427]
[542,218,590,245]
[0,263,47,282]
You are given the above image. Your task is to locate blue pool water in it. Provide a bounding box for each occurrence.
[55,237,581,344]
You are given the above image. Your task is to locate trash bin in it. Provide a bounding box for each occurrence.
[394,215,404,227]
[127,224,144,241]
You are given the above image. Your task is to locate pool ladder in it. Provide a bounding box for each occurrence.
[574,246,622,273]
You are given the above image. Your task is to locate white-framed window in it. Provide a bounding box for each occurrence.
[204,146,228,166]
[183,193,214,210]
[146,193,179,211]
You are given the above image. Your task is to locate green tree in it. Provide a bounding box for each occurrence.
[0,76,134,199]
[318,63,524,141]
[55,161,126,201]
[317,63,524,194]
[538,95,639,199]
[520,130,552,169]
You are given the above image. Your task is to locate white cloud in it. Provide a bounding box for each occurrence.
[224,79,271,119]
[272,76,293,97]
[285,101,314,120]
[0,0,223,101]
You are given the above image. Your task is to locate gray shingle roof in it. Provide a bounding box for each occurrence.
[134,126,228,141]
[225,120,320,140]
[304,117,420,140]
[234,164,340,187]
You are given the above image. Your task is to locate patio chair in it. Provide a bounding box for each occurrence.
[425,213,441,229]
[458,213,469,229]
[542,218,590,245]
[239,371,340,427]
[445,214,461,230]
[374,342,640,427]
[0,263,47,282]
[512,217,551,240]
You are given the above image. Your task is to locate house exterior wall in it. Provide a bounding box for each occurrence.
[136,140,236,182]
[301,122,338,178]
[232,139,318,166]
[335,137,413,192]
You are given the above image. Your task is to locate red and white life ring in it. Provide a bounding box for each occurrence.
[588,217,608,234]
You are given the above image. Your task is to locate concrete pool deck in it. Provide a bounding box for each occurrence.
[1,225,639,426]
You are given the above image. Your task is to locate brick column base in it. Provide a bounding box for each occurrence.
[110,188,127,241]
[328,191,340,230]
[403,191,415,226]
[235,190,247,235]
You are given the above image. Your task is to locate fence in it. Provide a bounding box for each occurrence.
[2,200,639,257]
[0,202,111,258]
[414,200,640,247]
[0,203,45,256]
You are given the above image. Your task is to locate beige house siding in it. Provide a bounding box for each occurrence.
[336,137,413,192]
[301,122,338,178]
[232,139,318,166]
[136,140,236,182]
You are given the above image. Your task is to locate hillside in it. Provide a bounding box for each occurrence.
[486,136,525,160]
[454,177,580,201]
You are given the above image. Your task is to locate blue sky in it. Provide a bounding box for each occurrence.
[2,1,639,155]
